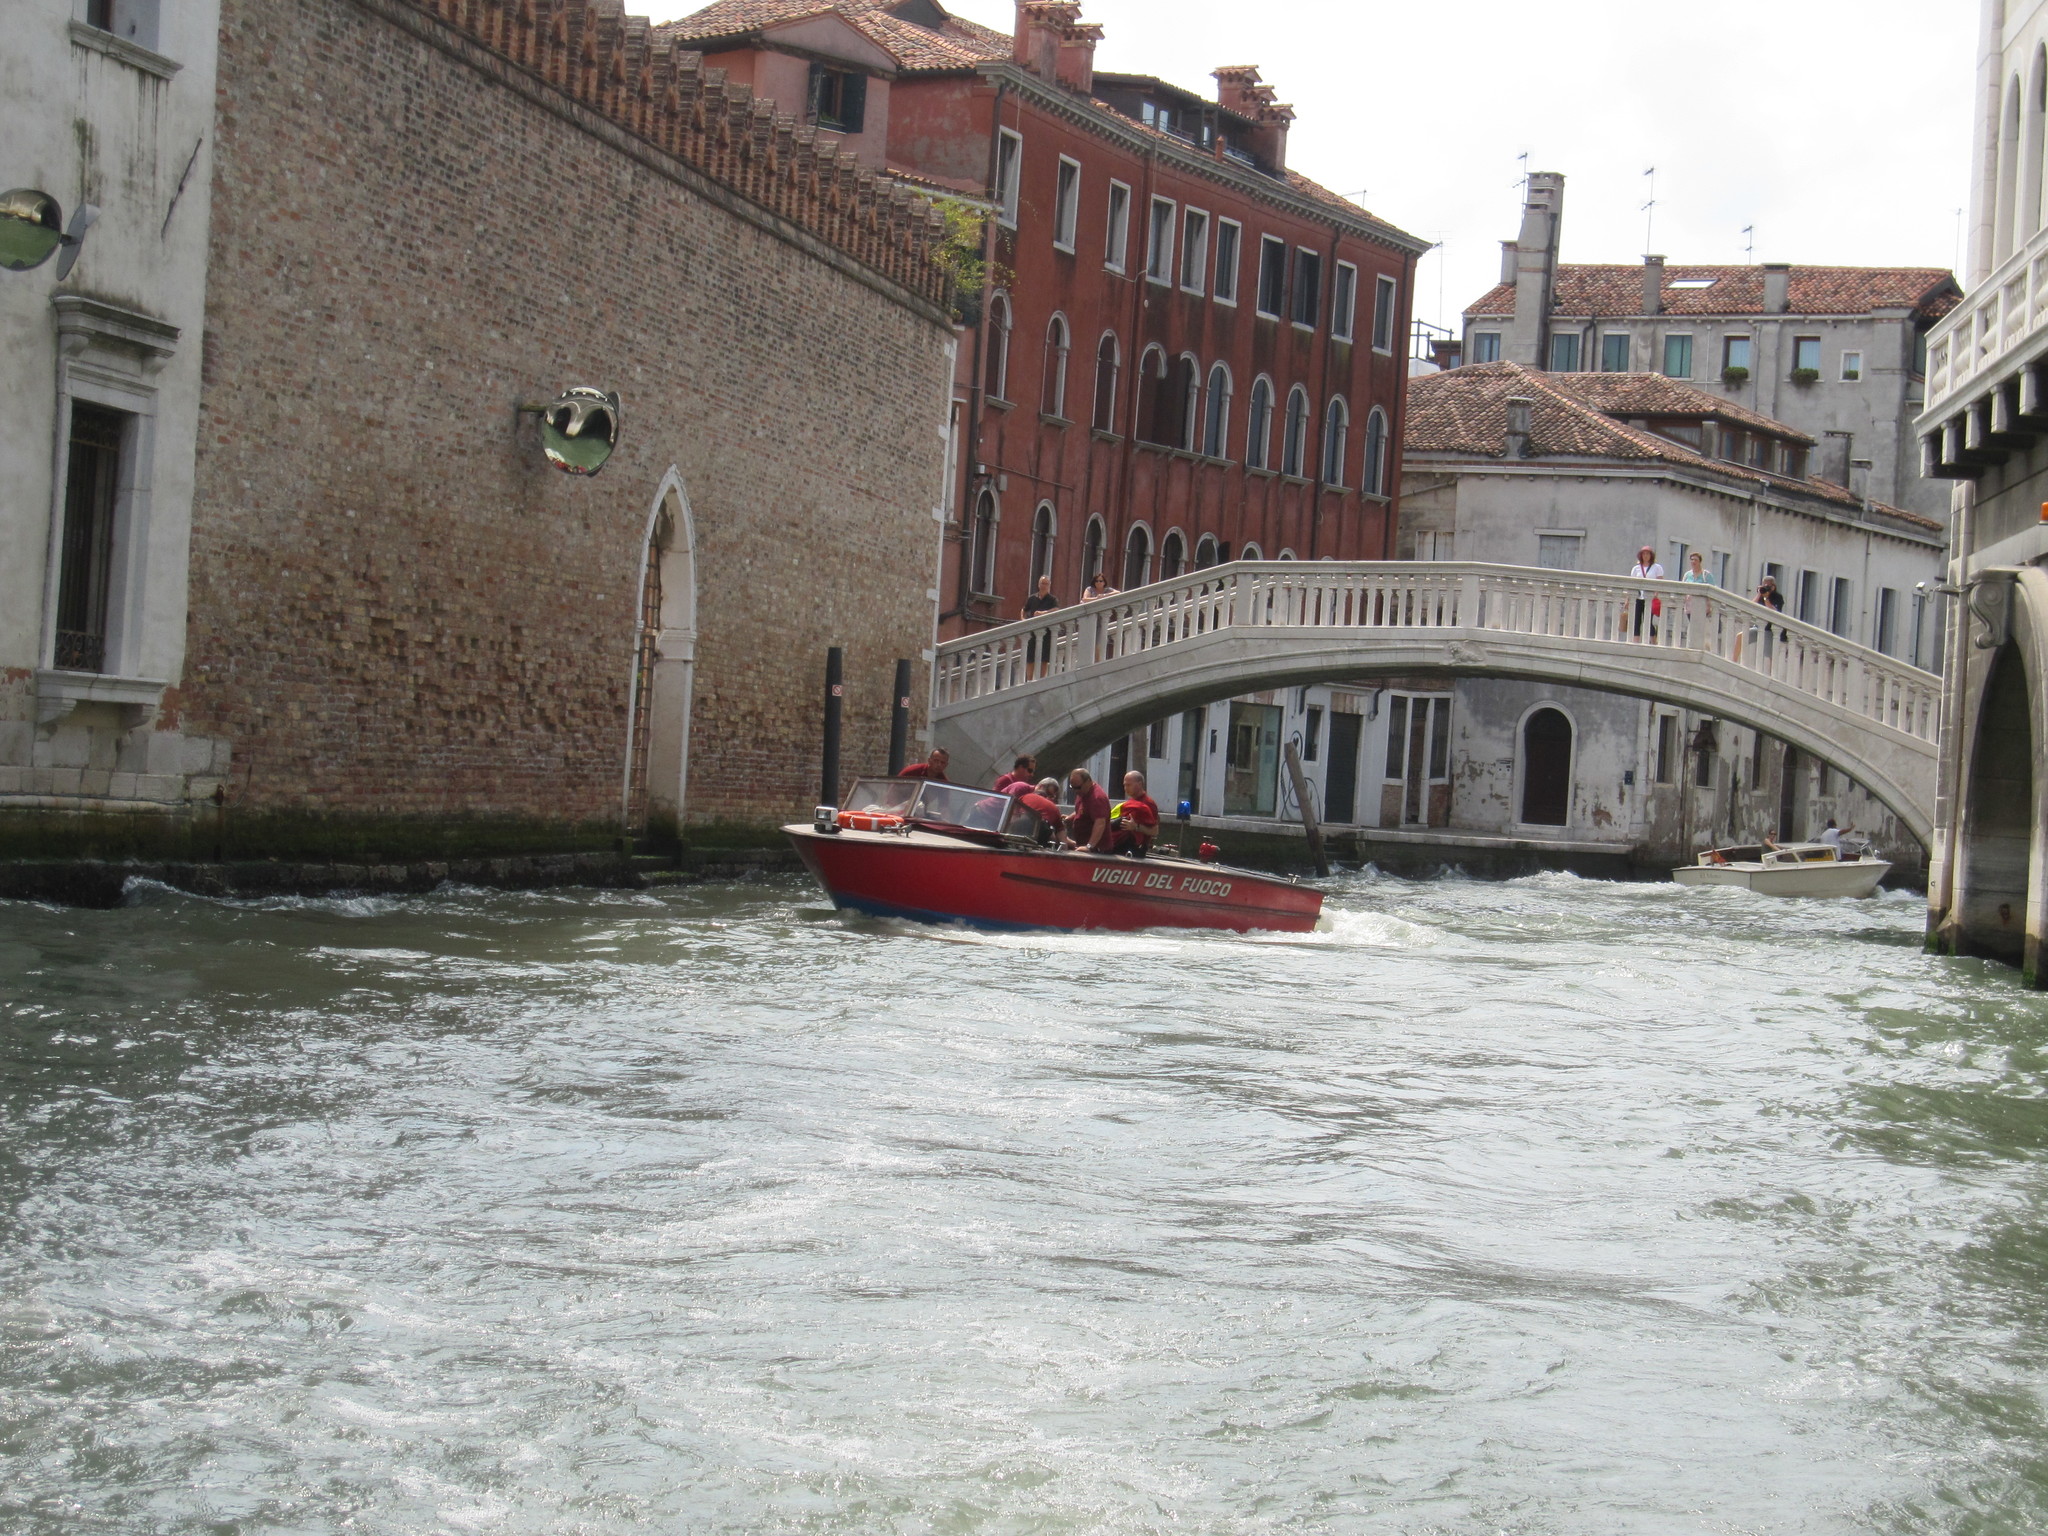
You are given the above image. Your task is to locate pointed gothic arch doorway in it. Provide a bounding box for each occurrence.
[623,469,699,840]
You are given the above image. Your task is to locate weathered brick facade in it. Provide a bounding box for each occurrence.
[182,0,955,828]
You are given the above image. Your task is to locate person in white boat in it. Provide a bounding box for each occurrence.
[1819,818,1843,849]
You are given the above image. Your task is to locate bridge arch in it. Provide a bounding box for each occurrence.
[933,562,1943,846]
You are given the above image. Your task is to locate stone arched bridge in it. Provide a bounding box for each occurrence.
[930,562,1943,844]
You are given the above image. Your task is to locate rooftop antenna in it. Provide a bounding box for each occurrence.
[1641,166,1657,252]
[1742,224,1754,264]
[1515,151,1530,193]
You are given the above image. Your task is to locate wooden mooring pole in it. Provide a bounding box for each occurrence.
[821,647,844,806]
[887,658,912,776]
[1283,740,1331,879]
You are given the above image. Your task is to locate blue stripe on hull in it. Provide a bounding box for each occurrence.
[827,892,1056,933]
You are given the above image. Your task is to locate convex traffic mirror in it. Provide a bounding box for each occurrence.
[539,387,622,476]
[1,191,99,278]
[0,190,64,272]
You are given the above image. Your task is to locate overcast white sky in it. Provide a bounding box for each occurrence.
[648,0,1983,333]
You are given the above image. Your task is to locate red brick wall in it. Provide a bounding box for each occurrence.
[184,0,953,825]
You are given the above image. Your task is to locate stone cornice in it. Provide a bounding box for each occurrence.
[977,62,1431,259]
[1403,452,1945,548]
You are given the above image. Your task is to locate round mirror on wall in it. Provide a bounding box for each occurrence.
[540,387,622,476]
[0,190,64,272]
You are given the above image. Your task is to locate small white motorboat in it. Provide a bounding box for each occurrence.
[1672,841,1891,898]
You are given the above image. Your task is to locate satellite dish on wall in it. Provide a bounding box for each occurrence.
[539,387,622,476]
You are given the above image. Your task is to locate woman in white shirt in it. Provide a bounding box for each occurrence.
[1678,550,1715,644]
[1629,546,1665,640]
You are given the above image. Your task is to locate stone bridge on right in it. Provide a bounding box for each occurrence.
[932,561,1942,848]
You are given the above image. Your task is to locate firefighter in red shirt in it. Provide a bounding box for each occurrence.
[1065,768,1113,852]
[1112,770,1160,856]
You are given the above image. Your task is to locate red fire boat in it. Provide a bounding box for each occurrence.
[784,778,1325,934]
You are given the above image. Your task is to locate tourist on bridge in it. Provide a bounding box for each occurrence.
[1738,573,1787,663]
[1065,767,1113,852]
[1628,546,1665,640]
[1082,570,1119,601]
[1020,577,1061,679]
[899,748,950,781]
[1111,771,1160,857]
[1678,550,1717,643]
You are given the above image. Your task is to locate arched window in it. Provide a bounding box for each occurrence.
[1520,707,1573,825]
[1082,514,1106,582]
[1123,523,1152,590]
[1172,354,1200,450]
[1281,386,1310,477]
[969,488,999,595]
[1245,377,1275,469]
[1321,396,1349,486]
[1135,344,1168,443]
[2025,50,2048,244]
[1363,406,1389,495]
[1194,532,1220,570]
[1042,314,1070,419]
[1091,332,1120,432]
[1201,363,1232,457]
[1240,541,1264,560]
[1030,502,1057,584]
[1159,529,1187,579]
[984,292,1012,402]
[1277,548,1296,560]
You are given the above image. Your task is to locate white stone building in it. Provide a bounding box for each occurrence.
[1915,0,2048,972]
[1394,362,1945,868]
[1,1,226,814]
[1462,173,1959,522]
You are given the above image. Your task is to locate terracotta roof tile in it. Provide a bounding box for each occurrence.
[1465,265,1960,320]
[1404,362,1941,532]
[659,0,1009,72]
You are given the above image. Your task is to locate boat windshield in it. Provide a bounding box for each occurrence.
[838,777,1056,841]
[839,778,920,817]
[906,781,1015,834]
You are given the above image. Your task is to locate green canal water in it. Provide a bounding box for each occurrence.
[3,869,2047,1533]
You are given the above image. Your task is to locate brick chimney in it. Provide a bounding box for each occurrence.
[1642,254,1665,316]
[1212,65,1293,172]
[1507,172,1564,367]
[1012,2,1100,90]
[1762,262,1791,314]
[1505,395,1534,458]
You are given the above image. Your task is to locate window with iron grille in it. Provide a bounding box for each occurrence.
[55,404,126,675]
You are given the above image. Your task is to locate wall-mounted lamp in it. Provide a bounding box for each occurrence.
[518,386,621,476]
[1,190,99,279]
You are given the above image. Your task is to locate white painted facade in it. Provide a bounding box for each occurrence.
[1,1,225,812]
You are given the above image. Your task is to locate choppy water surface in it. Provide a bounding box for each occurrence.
[4,870,2048,1533]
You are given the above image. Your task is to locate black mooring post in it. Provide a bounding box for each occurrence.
[822,647,845,807]
[887,658,912,775]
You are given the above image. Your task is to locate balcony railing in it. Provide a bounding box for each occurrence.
[1921,220,2048,427]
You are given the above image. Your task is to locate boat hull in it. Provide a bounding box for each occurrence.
[1672,861,1890,897]
[784,825,1324,933]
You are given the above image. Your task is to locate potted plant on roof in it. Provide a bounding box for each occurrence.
[1721,364,1750,385]
[1790,366,1821,385]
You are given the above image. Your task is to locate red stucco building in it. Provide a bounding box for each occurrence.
[665,0,1428,636]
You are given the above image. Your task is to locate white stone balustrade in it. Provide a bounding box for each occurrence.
[1922,220,2048,431]
[932,561,1942,842]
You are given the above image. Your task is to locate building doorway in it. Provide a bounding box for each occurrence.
[1778,745,1803,842]
[1324,710,1363,823]
[1176,707,1204,814]
[1519,707,1572,825]
[1959,643,2036,964]
[1384,693,1452,826]
[624,472,698,840]
[1224,701,1281,816]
